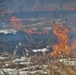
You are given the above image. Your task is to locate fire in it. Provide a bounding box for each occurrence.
[10,16,23,30]
[51,22,70,58]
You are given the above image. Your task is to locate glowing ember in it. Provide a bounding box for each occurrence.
[10,16,23,30]
[51,22,70,58]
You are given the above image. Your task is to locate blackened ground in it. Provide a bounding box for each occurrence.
[0,31,57,55]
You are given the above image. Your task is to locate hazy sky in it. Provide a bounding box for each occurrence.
[0,0,76,14]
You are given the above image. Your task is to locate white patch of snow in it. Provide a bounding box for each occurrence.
[28,70,48,74]
[4,63,9,67]
[19,62,30,65]
[21,57,26,61]
[13,58,21,63]
[0,29,17,34]
[0,56,9,60]
[59,58,76,66]
[1,68,18,75]
[32,48,48,53]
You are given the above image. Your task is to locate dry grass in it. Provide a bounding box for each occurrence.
[46,60,76,75]
[0,51,76,75]
[0,60,76,75]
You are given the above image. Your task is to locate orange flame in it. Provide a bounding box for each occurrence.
[51,22,70,58]
[10,16,23,30]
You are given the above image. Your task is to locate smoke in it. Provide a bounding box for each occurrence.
[0,0,76,14]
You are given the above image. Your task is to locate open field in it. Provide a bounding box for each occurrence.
[0,52,76,75]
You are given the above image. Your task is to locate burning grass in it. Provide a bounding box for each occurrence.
[51,22,70,58]
[51,21,76,59]
[0,21,76,75]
